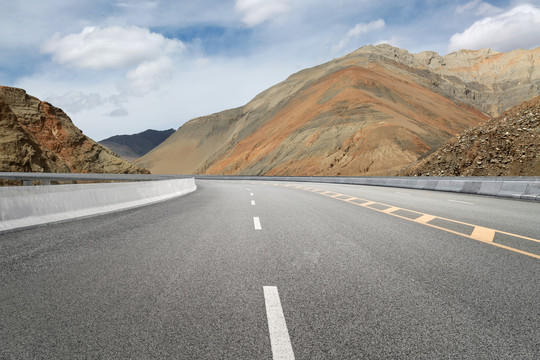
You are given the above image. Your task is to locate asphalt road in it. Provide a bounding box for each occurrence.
[1,180,539,359]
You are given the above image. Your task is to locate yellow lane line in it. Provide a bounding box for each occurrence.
[273,183,539,260]
[494,229,540,244]
[415,214,437,224]
[370,206,539,259]
[470,226,496,243]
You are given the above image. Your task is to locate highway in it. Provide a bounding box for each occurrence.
[1,180,539,359]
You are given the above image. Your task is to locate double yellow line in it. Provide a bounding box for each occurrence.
[271,183,540,260]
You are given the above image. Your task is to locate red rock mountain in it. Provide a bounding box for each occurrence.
[0,86,149,174]
[136,44,540,176]
[398,96,540,176]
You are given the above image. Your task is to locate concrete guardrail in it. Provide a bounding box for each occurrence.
[0,171,190,185]
[0,178,196,233]
[193,175,540,201]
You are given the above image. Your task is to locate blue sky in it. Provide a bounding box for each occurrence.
[1,0,539,140]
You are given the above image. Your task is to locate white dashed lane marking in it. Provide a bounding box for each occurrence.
[447,199,474,205]
[253,217,262,230]
[251,200,256,206]
[263,286,295,360]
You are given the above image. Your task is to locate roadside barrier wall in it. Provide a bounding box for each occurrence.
[0,178,196,233]
[194,175,540,201]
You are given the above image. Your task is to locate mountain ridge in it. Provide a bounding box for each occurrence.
[136,44,539,176]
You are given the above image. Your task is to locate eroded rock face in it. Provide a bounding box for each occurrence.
[0,86,149,174]
[354,44,540,117]
[0,100,67,173]
[398,96,540,176]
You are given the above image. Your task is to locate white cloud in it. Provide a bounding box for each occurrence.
[448,4,540,52]
[456,0,502,16]
[120,56,175,96]
[332,18,385,53]
[114,1,158,10]
[40,26,184,105]
[235,0,289,26]
[42,25,184,70]
[347,18,385,37]
[456,0,482,13]
[474,2,502,16]
[45,91,104,114]
[105,108,129,117]
[375,36,401,47]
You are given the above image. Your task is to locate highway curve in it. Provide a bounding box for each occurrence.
[1,180,539,359]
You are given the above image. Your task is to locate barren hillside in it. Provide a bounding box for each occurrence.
[136,44,540,176]
[398,96,540,176]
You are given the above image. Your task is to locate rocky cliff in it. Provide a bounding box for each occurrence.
[0,86,149,174]
[398,96,540,176]
[353,45,540,117]
[136,44,539,176]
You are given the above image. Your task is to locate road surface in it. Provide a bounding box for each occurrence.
[1,180,539,359]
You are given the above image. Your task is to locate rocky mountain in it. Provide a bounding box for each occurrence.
[0,86,149,174]
[136,44,539,176]
[398,96,540,176]
[355,45,540,117]
[99,129,175,161]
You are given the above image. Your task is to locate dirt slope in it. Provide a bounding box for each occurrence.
[398,96,540,176]
[0,86,149,174]
[136,44,540,175]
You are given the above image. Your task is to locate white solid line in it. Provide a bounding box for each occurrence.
[251,200,256,205]
[250,192,254,196]
[395,192,411,196]
[263,286,295,360]
[447,199,474,205]
[254,217,262,230]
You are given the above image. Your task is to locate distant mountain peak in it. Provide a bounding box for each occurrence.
[99,128,175,161]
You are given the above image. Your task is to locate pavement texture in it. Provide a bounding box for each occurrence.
[1,180,539,359]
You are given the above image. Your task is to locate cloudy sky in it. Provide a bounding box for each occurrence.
[2,0,540,140]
